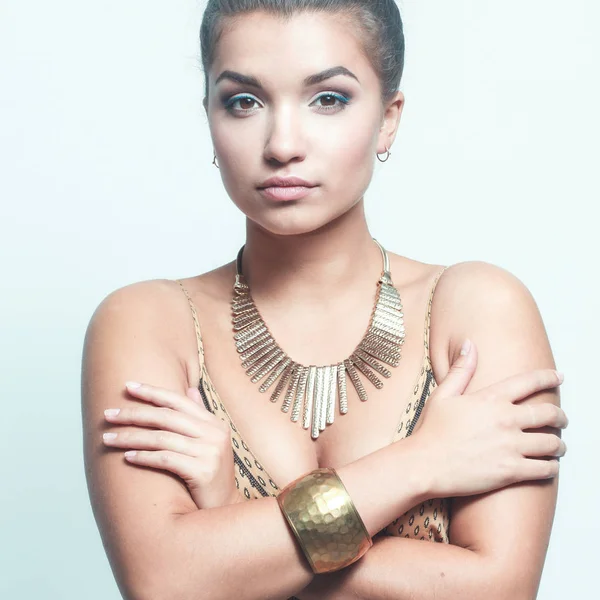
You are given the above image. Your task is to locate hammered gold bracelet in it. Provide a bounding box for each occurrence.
[276,467,373,574]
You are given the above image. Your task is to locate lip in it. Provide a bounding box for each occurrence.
[259,185,317,202]
[257,176,317,189]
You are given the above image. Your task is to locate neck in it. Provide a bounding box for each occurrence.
[239,200,384,304]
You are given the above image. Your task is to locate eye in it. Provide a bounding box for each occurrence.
[310,92,351,113]
[223,94,262,114]
[222,91,351,115]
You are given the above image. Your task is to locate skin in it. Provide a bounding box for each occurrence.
[204,11,397,239]
[83,9,568,600]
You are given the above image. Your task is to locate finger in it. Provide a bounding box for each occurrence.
[483,369,563,404]
[518,457,560,481]
[104,405,203,438]
[187,386,207,407]
[518,432,567,458]
[515,403,569,430]
[123,450,212,483]
[124,382,211,420]
[103,429,205,458]
[434,339,478,400]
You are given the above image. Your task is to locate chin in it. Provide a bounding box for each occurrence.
[244,203,353,237]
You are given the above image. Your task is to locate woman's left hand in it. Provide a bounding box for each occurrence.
[103,381,241,510]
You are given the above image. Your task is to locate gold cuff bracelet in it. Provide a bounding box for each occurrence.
[276,467,373,574]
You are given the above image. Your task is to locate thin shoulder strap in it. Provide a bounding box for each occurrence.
[175,279,205,372]
[423,266,449,365]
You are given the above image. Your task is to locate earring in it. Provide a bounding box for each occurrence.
[212,153,219,169]
[377,146,391,163]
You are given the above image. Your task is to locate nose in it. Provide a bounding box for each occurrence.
[263,104,307,165]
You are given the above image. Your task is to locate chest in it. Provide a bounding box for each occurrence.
[198,300,433,490]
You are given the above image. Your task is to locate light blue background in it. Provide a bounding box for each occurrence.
[1,0,597,597]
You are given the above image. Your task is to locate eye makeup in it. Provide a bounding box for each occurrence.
[221,90,352,115]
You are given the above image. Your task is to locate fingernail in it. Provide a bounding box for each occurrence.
[555,371,564,384]
[460,339,471,356]
[103,432,117,441]
[104,408,120,417]
[125,381,142,389]
[124,451,137,459]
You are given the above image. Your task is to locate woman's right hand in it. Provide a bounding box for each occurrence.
[411,339,568,499]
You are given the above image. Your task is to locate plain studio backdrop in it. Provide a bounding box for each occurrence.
[1,0,597,597]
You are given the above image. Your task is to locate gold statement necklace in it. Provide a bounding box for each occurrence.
[231,239,405,439]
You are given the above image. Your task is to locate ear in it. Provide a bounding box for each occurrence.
[377,91,405,154]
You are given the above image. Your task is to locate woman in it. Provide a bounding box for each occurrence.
[82,1,568,598]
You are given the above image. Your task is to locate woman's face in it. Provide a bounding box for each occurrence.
[205,10,403,236]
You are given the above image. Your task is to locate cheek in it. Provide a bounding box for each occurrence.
[336,126,375,166]
[321,116,378,189]
[210,120,260,200]
[211,119,256,169]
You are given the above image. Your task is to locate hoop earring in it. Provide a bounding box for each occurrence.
[212,153,219,169]
[377,146,391,163]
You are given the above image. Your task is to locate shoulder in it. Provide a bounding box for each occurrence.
[433,261,539,331]
[86,278,185,339]
[87,269,233,329]
[429,260,545,380]
[85,266,235,384]
[84,278,200,382]
[434,260,533,306]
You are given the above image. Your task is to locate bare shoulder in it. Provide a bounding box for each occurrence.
[433,260,533,305]
[429,259,552,386]
[89,277,182,322]
[89,277,183,322]
[85,278,197,376]
[86,268,236,380]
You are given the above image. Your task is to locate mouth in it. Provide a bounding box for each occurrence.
[257,176,319,202]
[258,185,318,202]
[257,176,317,189]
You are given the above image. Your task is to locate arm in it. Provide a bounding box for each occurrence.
[82,280,435,600]
[296,261,562,600]
[295,534,497,600]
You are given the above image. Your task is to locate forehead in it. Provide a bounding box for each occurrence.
[210,10,374,86]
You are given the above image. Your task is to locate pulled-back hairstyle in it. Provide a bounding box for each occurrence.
[200,0,405,104]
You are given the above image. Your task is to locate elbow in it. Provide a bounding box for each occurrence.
[501,572,542,600]
[127,570,217,600]
[477,582,538,600]
[115,568,175,600]
[486,569,541,600]
[125,517,231,600]
[470,553,541,600]
[495,590,538,600]
[506,586,541,600]
[116,551,217,600]
[125,577,199,600]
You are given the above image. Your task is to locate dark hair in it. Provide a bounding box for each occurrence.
[200,0,405,103]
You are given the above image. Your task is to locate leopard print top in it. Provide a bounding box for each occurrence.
[176,266,451,584]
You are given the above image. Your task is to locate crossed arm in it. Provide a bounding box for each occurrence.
[84,262,561,600]
[296,261,561,600]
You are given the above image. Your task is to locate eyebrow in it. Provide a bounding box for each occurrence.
[214,65,359,88]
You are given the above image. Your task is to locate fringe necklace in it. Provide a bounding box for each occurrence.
[231,239,405,440]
